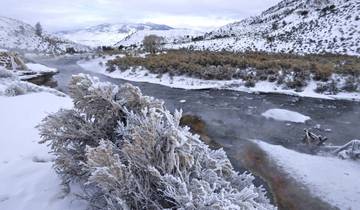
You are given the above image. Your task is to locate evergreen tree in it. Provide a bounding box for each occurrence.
[35,22,42,37]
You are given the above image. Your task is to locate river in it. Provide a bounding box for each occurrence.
[31,55,360,210]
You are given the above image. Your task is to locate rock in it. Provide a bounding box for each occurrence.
[0,51,58,87]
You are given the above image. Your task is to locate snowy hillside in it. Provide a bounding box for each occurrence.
[56,23,174,47]
[168,0,360,55]
[0,16,90,54]
[115,28,204,48]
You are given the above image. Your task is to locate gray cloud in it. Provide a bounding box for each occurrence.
[0,0,281,31]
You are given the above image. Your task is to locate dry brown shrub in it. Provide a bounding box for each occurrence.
[107,50,360,83]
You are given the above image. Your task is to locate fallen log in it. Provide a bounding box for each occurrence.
[333,140,360,160]
[302,129,328,146]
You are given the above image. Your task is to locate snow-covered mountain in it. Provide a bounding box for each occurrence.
[0,16,90,54]
[115,28,204,48]
[56,23,174,47]
[168,0,360,55]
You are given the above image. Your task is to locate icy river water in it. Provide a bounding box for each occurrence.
[32,55,360,210]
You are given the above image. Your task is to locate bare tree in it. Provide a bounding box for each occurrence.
[143,35,164,54]
[35,22,43,37]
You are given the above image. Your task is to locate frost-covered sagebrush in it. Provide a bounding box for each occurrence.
[38,74,276,210]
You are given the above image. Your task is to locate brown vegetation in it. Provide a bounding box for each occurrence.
[180,114,222,149]
[106,50,360,92]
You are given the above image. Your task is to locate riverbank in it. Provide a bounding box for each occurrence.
[78,53,360,101]
[0,70,86,210]
[254,140,360,210]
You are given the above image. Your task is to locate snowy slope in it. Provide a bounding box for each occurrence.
[0,89,87,210]
[56,23,174,47]
[0,16,90,54]
[115,28,204,47]
[169,0,360,55]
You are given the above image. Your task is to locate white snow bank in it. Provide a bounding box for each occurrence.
[256,140,360,210]
[0,71,65,97]
[261,109,310,123]
[26,63,58,74]
[78,57,360,101]
[0,93,86,210]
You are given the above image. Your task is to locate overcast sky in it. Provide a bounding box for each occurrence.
[0,0,281,32]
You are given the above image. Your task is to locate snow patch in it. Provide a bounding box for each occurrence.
[26,63,58,74]
[256,140,360,210]
[261,109,311,123]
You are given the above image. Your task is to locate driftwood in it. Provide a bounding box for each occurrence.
[302,130,360,160]
[302,129,328,146]
[333,140,360,160]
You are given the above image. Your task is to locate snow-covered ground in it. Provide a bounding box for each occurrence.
[262,109,311,123]
[256,140,360,210]
[115,28,204,47]
[0,67,63,96]
[3,62,59,81]
[57,30,130,47]
[0,91,86,210]
[78,56,360,101]
[56,22,175,47]
[26,63,58,74]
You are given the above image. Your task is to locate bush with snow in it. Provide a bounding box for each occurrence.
[4,83,26,96]
[0,68,15,78]
[38,74,275,210]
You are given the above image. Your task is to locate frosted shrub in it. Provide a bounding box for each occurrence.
[38,74,275,210]
[4,83,26,96]
[0,68,15,78]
